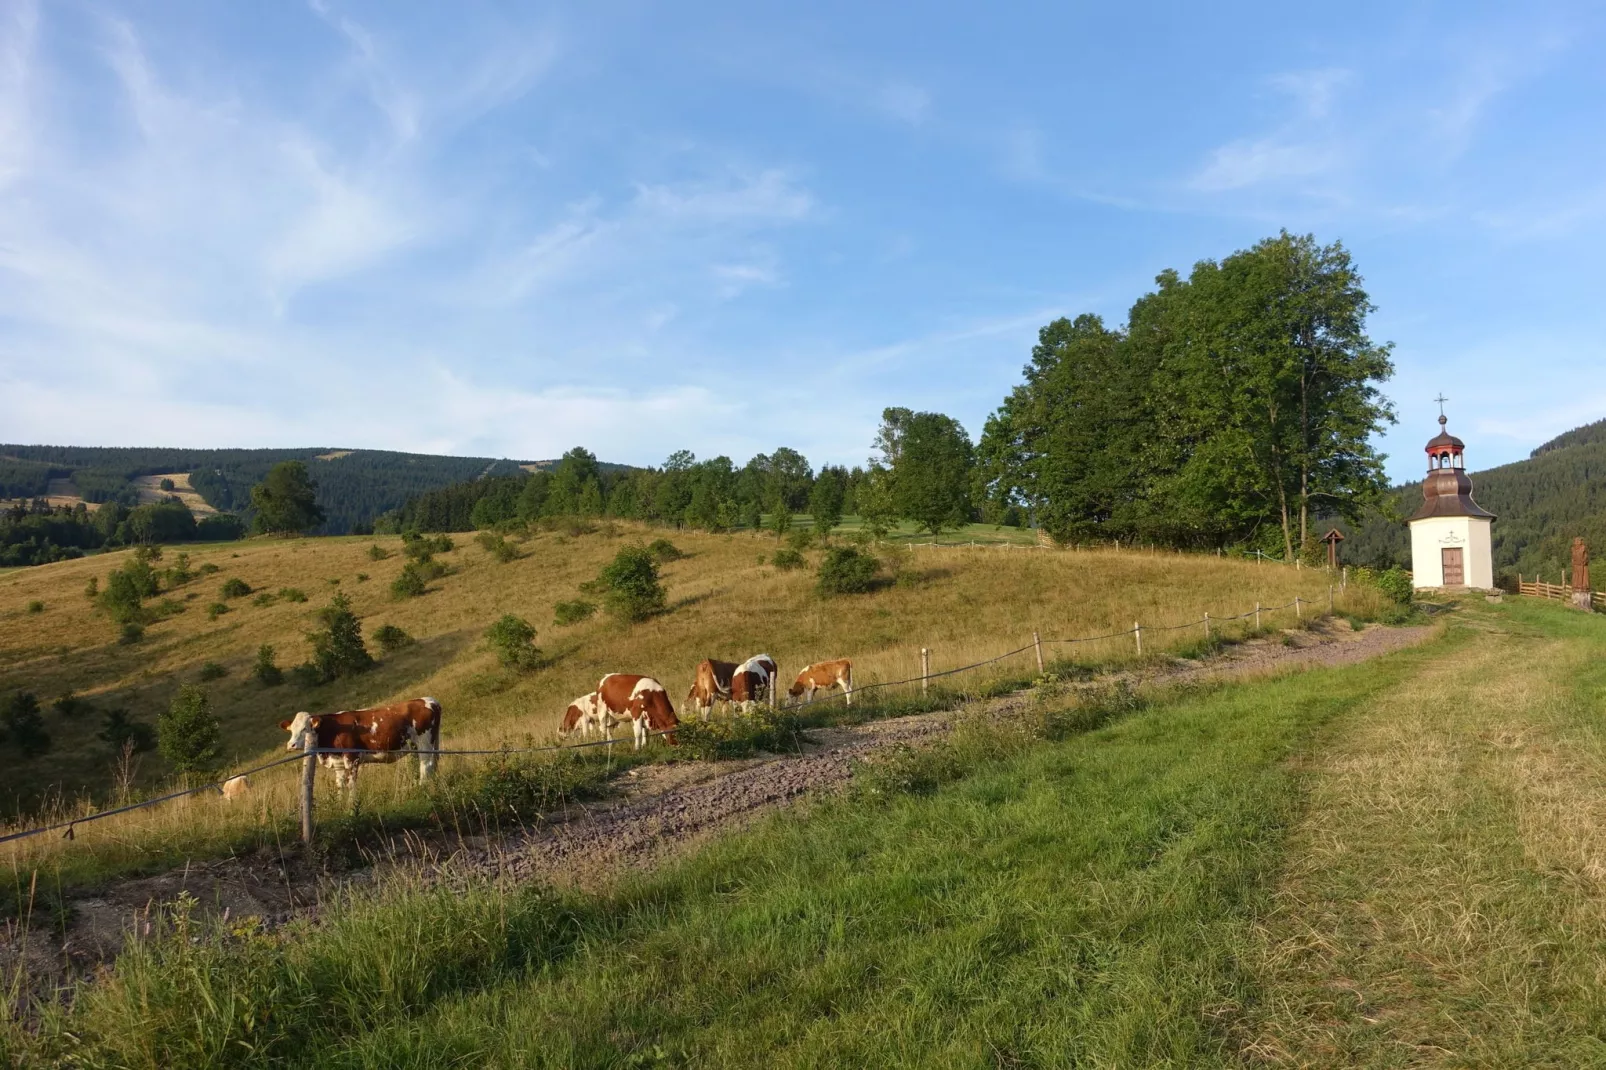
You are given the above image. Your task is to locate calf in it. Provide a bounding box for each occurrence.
[220,775,250,801]
[279,696,442,791]
[685,659,739,721]
[598,673,679,749]
[787,659,854,707]
[559,692,616,741]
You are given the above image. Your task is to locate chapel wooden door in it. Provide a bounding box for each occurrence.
[1442,547,1464,585]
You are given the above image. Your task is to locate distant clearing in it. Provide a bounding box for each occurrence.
[132,473,217,516]
[315,450,353,461]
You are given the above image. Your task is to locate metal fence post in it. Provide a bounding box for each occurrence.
[299,738,317,844]
[921,648,930,695]
[1033,631,1044,674]
[1134,621,1143,656]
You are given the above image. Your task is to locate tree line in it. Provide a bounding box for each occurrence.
[0,499,246,567]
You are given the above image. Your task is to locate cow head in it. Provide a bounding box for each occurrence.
[787,678,806,699]
[280,711,319,749]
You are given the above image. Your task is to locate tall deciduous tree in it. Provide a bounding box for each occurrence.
[887,410,975,535]
[251,461,325,535]
[810,465,847,538]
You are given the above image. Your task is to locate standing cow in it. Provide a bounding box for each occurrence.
[598,674,679,748]
[787,659,853,707]
[279,697,442,791]
[730,653,778,713]
[558,692,616,741]
[685,659,739,721]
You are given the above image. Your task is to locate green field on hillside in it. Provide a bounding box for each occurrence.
[12,598,1605,1067]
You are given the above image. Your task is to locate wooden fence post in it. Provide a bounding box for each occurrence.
[1033,631,1044,674]
[1134,621,1143,656]
[1328,585,1334,613]
[299,737,317,844]
[1255,602,1262,630]
[1295,597,1302,620]
[1203,612,1211,639]
[769,668,778,710]
[1341,566,1348,590]
[921,648,930,695]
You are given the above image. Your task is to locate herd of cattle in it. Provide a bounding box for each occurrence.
[253,656,855,794]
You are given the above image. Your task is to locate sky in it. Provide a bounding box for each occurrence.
[1,1,1603,483]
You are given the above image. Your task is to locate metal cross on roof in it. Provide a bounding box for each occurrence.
[1433,393,1449,417]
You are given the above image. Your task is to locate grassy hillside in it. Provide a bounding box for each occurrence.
[14,599,1606,1067]
[0,524,1345,872]
[1344,416,1606,581]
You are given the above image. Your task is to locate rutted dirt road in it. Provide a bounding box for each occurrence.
[3,616,1434,992]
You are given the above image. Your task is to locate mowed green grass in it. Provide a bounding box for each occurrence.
[10,621,1440,1068]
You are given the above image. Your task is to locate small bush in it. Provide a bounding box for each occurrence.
[206,602,228,620]
[26,599,43,614]
[278,587,308,603]
[119,622,145,644]
[1,691,51,758]
[198,661,227,682]
[97,708,155,752]
[486,614,541,671]
[252,592,277,607]
[288,663,321,689]
[158,684,221,775]
[84,576,98,600]
[1376,566,1414,605]
[306,592,374,682]
[675,708,806,762]
[786,530,814,552]
[53,691,90,718]
[475,531,519,563]
[772,548,805,570]
[591,546,667,623]
[253,644,283,687]
[816,546,881,595]
[553,599,597,626]
[373,623,412,651]
[198,562,221,576]
[461,751,611,822]
[646,538,683,562]
[356,572,369,582]
[220,577,252,599]
[151,597,186,619]
[367,544,391,561]
[164,553,194,586]
[391,563,429,599]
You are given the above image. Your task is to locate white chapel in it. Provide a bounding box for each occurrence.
[1408,412,1495,590]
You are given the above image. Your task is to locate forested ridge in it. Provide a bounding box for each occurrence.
[1342,416,1606,581]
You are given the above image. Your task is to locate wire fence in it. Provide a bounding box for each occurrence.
[1,594,1320,849]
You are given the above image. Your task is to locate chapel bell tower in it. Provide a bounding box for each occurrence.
[1408,408,1495,590]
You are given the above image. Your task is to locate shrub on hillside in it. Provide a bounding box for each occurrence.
[485,615,541,671]
[646,538,683,562]
[367,544,391,561]
[772,548,805,570]
[587,546,666,623]
[158,685,220,775]
[100,557,160,623]
[475,531,518,563]
[164,552,194,586]
[53,691,90,717]
[278,587,308,603]
[288,663,321,689]
[84,576,98,600]
[306,593,373,683]
[198,661,227,682]
[786,531,814,552]
[220,577,252,599]
[206,602,228,621]
[391,563,429,599]
[26,600,43,614]
[816,546,881,595]
[1,691,51,759]
[119,622,145,644]
[97,708,155,753]
[373,623,412,651]
[1376,567,1414,605]
[198,562,221,576]
[253,644,283,686]
[553,599,596,626]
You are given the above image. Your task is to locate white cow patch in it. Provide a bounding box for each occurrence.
[631,677,666,697]
[283,711,314,749]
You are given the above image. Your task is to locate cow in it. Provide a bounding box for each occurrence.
[787,659,854,707]
[220,775,250,801]
[598,673,679,749]
[279,696,443,791]
[559,692,616,741]
[730,653,778,713]
[685,659,739,721]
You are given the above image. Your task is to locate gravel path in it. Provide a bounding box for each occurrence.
[4,617,1434,992]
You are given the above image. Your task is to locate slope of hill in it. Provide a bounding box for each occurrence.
[1342,417,1606,582]
[0,445,546,534]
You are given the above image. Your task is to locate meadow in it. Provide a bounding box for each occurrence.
[1,522,1348,890]
[14,597,1602,1066]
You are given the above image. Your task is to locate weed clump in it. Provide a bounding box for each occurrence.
[26,599,43,614]
[278,587,308,603]
[206,602,228,621]
[675,708,805,761]
[553,599,596,626]
[119,622,145,644]
[772,548,805,570]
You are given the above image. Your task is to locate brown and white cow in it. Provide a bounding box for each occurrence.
[559,692,616,741]
[685,659,739,721]
[598,673,679,749]
[787,659,853,707]
[279,696,442,791]
[730,653,778,713]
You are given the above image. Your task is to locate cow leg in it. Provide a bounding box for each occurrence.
[633,716,647,750]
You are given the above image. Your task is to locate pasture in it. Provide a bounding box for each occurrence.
[14,598,1605,1067]
[1,524,1347,888]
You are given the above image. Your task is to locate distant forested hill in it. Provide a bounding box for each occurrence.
[1342,417,1606,583]
[0,445,538,534]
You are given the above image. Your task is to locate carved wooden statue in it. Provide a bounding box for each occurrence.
[1574,537,1590,592]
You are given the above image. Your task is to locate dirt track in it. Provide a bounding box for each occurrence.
[3,616,1434,992]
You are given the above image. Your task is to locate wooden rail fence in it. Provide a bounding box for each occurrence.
[1518,578,1606,610]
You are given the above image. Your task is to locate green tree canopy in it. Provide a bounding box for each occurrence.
[887,409,975,535]
[158,685,220,775]
[251,461,325,535]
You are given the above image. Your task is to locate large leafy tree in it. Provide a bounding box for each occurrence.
[887,410,975,535]
[810,465,847,538]
[251,461,325,535]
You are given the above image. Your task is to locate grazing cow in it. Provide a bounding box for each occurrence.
[278,696,443,791]
[685,659,739,721]
[220,775,250,801]
[730,653,778,713]
[559,692,615,741]
[787,659,854,707]
[598,673,679,749]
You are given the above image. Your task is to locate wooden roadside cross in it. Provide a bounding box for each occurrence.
[1321,528,1345,571]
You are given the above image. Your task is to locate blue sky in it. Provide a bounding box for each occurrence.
[1,1,1602,483]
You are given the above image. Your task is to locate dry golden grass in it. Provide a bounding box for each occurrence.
[0,524,1344,875]
[132,473,217,516]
